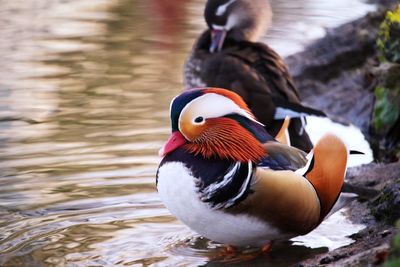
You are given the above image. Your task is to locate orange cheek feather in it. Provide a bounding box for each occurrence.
[179,120,207,141]
[184,118,265,163]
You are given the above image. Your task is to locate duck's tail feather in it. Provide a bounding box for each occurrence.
[299,134,348,222]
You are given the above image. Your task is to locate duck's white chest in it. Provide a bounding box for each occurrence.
[157,162,282,246]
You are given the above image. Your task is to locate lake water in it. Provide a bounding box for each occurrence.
[0,0,375,266]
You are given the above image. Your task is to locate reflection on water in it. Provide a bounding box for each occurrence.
[0,0,375,266]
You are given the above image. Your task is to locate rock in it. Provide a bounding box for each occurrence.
[286,10,384,134]
[300,227,394,266]
[287,12,381,84]
[371,182,400,225]
[346,161,400,187]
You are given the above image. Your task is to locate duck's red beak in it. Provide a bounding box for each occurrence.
[159,131,187,157]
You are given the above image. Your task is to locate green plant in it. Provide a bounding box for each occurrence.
[377,6,400,63]
[373,86,400,135]
[385,220,400,267]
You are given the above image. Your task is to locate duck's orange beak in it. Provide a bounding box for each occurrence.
[158,131,187,157]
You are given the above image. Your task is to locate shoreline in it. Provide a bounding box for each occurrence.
[285,1,400,265]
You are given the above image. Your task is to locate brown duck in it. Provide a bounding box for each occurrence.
[184,0,325,152]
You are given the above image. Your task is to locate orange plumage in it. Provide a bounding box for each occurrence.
[305,134,348,221]
[184,117,265,163]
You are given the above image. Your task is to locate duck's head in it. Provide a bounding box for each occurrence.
[159,88,273,163]
[205,0,272,52]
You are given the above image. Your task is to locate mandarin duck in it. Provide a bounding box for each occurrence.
[157,88,349,247]
[184,0,325,152]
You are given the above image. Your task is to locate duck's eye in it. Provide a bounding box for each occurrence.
[194,116,204,123]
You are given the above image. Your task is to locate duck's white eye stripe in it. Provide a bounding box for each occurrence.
[216,0,236,16]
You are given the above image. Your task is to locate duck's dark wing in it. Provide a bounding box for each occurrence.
[259,141,308,171]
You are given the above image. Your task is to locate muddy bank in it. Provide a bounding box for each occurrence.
[284,1,400,266]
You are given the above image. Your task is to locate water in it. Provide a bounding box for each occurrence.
[0,0,375,266]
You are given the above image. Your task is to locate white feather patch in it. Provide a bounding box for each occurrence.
[295,151,314,177]
[274,107,307,119]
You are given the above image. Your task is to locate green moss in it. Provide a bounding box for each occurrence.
[373,86,400,135]
[374,6,400,137]
[387,8,400,23]
[386,258,400,267]
[378,6,400,63]
[371,182,400,225]
[385,221,400,267]
[394,233,400,249]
